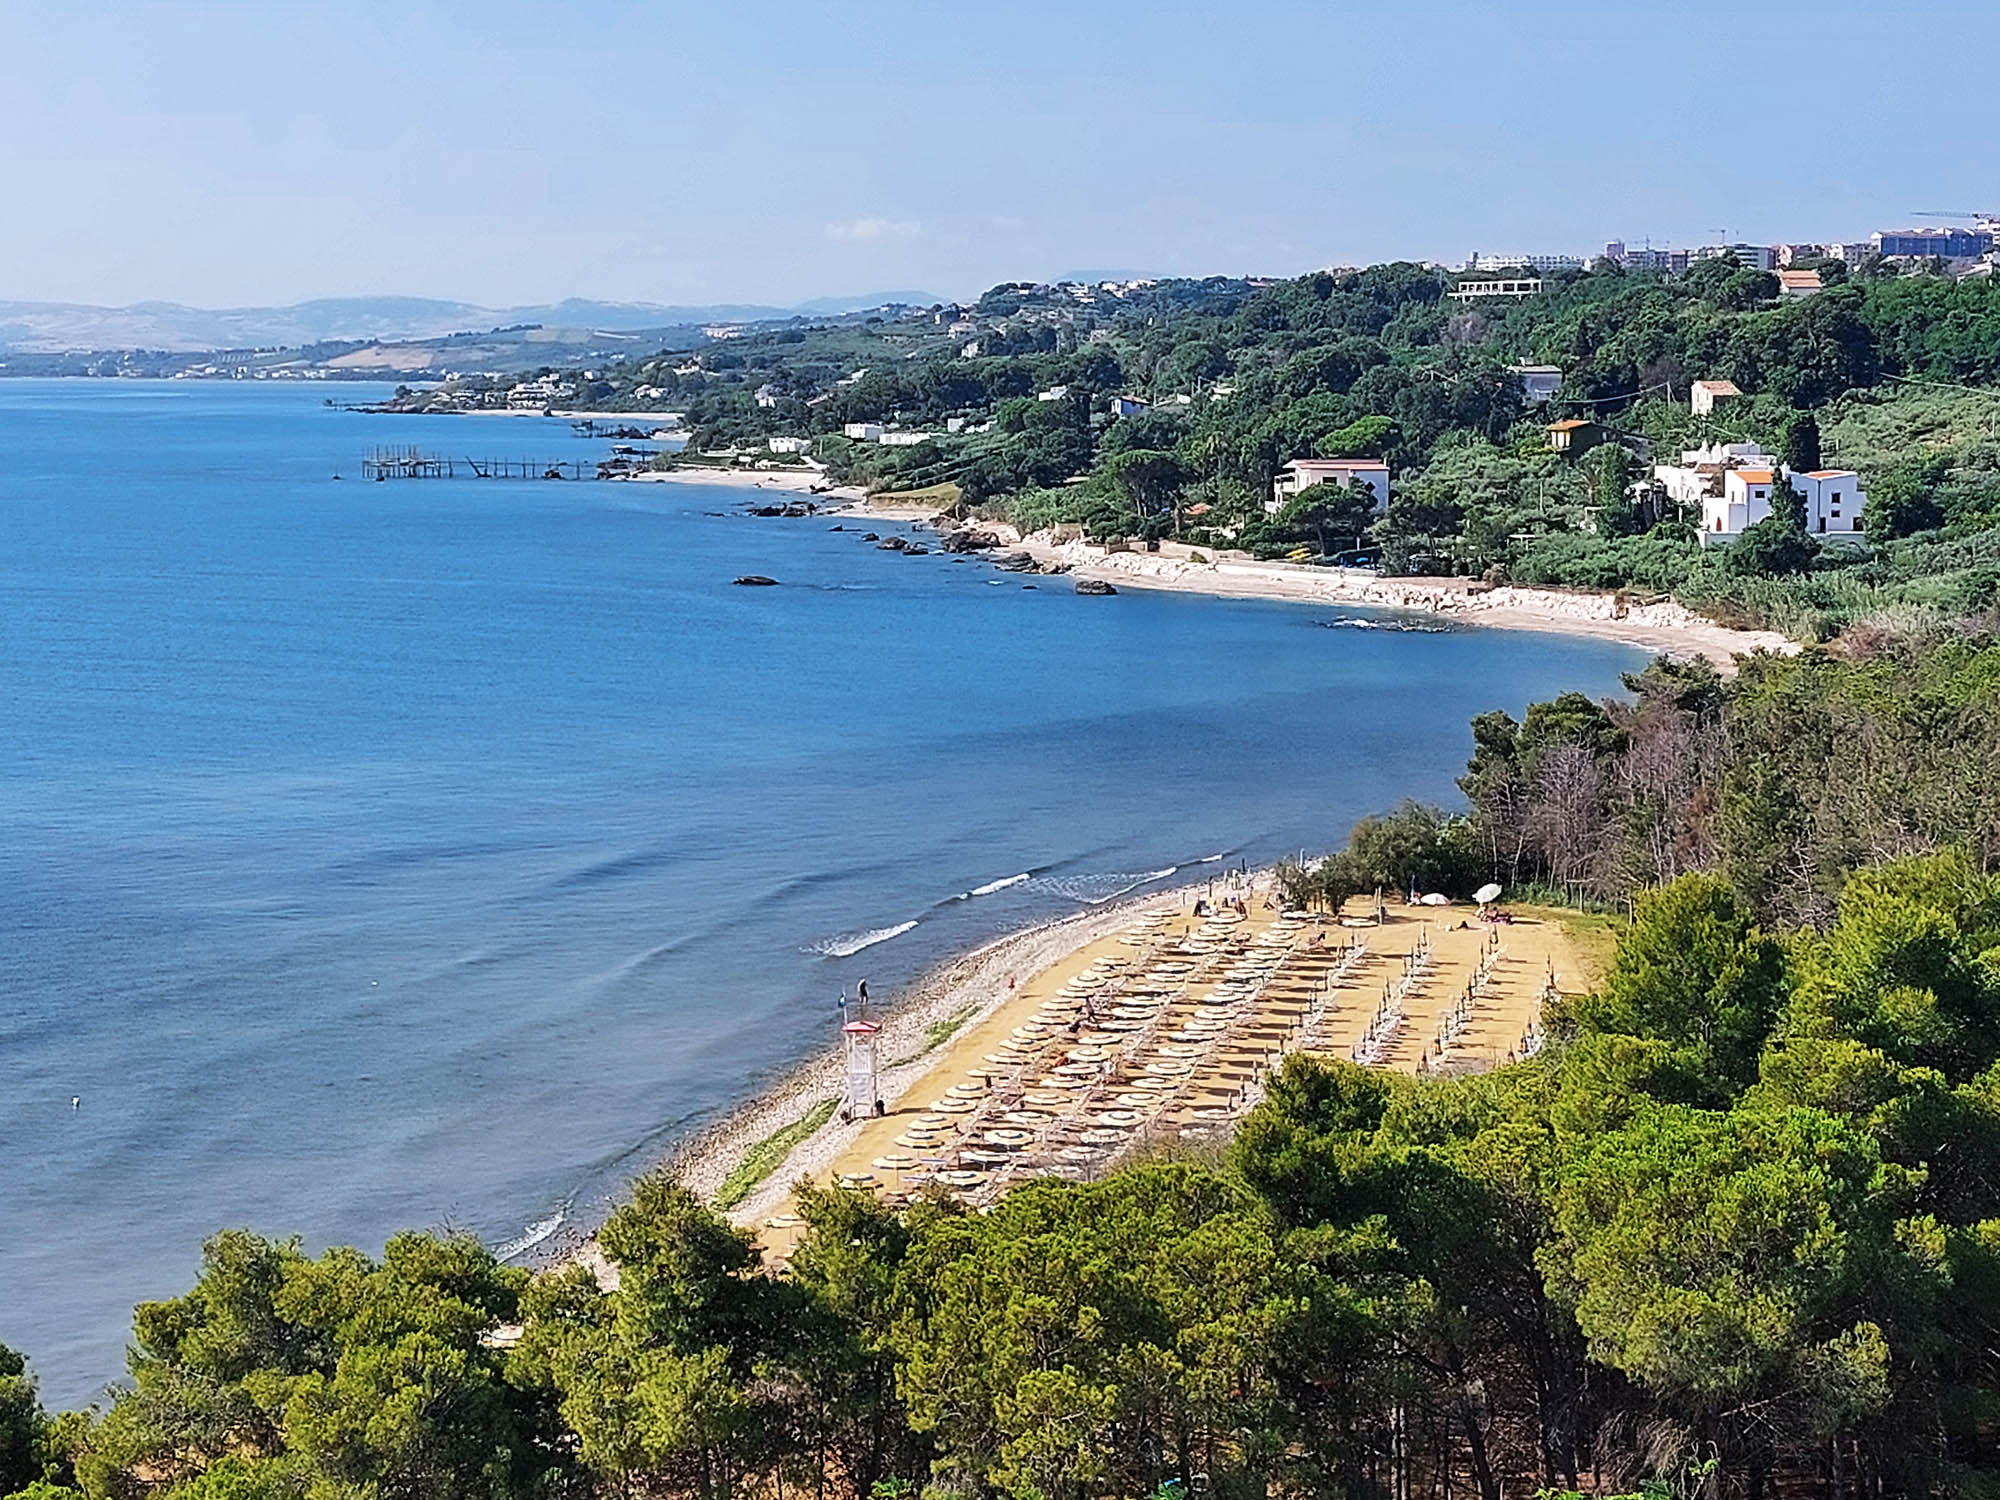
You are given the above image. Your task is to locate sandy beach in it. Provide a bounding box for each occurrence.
[633,871,1601,1273]
[628,464,869,503]
[824,502,1793,670]
[1031,541,1795,669]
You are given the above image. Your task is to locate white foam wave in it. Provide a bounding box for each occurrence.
[968,872,1031,897]
[812,920,918,958]
[496,1212,564,1262]
[1196,853,1227,863]
[1046,867,1179,906]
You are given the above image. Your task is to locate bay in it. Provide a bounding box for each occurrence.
[0,380,1644,1403]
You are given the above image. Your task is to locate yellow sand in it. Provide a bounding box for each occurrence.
[750,892,1598,1259]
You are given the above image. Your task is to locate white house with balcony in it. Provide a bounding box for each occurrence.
[842,422,883,441]
[1266,457,1390,515]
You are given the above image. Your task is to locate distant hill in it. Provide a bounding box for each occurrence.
[0,292,948,354]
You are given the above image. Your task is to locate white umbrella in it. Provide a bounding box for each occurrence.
[1420,892,1451,906]
[1474,882,1503,906]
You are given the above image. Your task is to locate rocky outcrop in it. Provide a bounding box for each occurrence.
[1074,577,1118,596]
[939,528,1005,553]
[732,575,779,587]
[991,551,1037,572]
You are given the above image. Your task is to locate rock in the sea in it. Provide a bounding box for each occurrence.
[877,536,910,552]
[1074,577,1118,596]
[861,532,880,542]
[990,551,1036,573]
[939,528,1004,554]
[732,575,780,587]
[904,543,930,556]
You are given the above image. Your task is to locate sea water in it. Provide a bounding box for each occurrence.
[0,380,1646,1402]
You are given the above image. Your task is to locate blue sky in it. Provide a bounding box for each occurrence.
[3,0,1996,308]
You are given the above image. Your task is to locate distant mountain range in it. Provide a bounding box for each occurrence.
[0,292,947,354]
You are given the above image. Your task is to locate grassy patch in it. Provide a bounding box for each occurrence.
[889,1005,977,1068]
[1532,905,1622,988]
[713,1098,838,1211]
[874,481,963,507]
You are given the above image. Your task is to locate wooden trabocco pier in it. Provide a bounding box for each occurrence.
[360,447,595,481]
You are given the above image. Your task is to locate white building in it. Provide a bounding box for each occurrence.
[754,384,780,409]
[1267,458,1390,514]
[1691,379,1743,417]
[768,436,811,454]
[1510,365,1563,405]
[1108,394,1149,417]
[1466,252,1586,273]
[1653,442,1780,541]
[1703,467,1779,542]
[1692,243,1778,272]
[880,431,933,447]
[1448,278,1543,301]
[1791,470,1867,536]
[1777,269,1823,300]
[842,422,883,441]
[1037,384,1070,402]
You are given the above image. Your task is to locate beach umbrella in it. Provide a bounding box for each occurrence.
[1474,882,1503,906]
[1420,892,1451,906]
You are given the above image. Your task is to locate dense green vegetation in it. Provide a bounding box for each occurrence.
[525,261,2000,640]
[15,630,2000,1499]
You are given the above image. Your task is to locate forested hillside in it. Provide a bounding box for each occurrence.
[463,259,2000,640]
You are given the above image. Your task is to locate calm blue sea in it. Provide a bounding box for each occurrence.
[0,380,1644,1404]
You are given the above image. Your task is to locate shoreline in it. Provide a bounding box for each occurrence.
[540,486,1771,1267]
[1034,542,1795,670]
[544,872,1234,1271]
[824,502,1794,670]
[628,464,870,504]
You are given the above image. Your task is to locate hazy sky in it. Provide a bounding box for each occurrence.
[3,0,1996,309]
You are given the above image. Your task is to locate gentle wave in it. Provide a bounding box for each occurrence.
[496,1212,565,1262]
[811,920,919,958]
[968,872,1031,897]
[1045,866,1179,906]
[1196,852,1227,863]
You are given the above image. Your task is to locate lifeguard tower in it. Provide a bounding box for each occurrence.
[842,999,882,1119]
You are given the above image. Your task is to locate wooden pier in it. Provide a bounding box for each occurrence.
[360,447,594,481]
